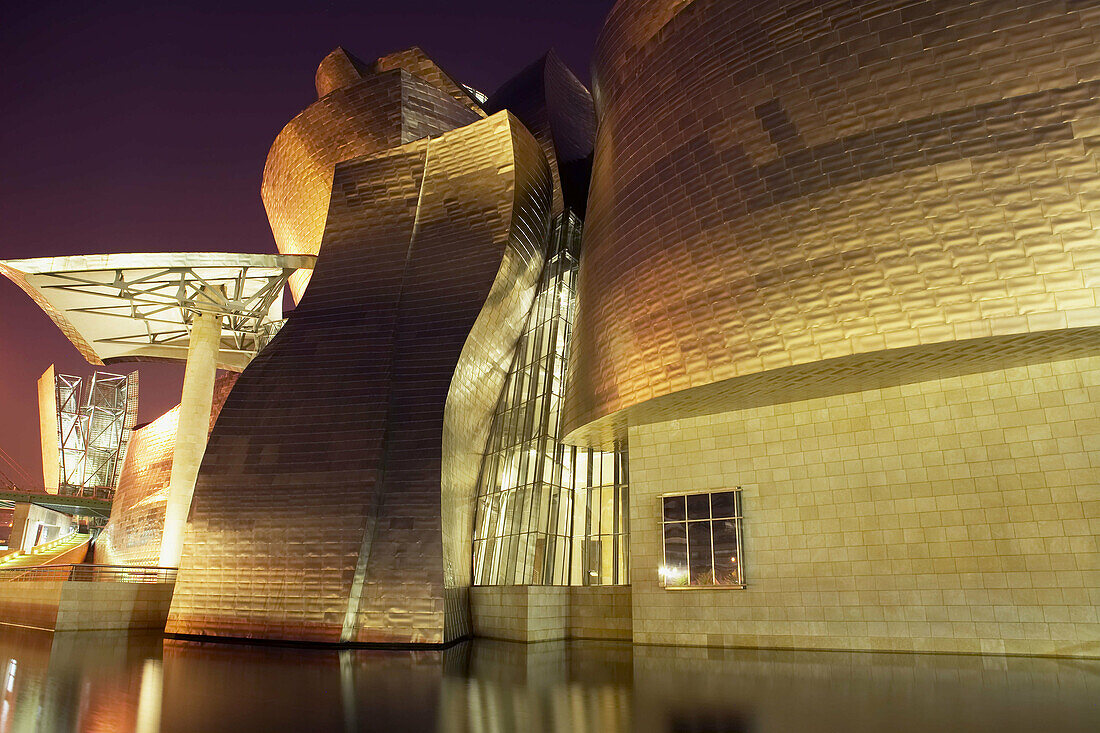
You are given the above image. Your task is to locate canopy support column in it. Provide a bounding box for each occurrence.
[160,308,221,567]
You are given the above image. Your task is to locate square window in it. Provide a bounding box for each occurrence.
[659,488,744,588]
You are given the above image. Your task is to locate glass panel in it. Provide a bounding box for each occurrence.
[687,493,710,521]
[574,450,589,491]
[601,486,615,537]
[601,535,614,585]
[663,496,686,522]
[688,521,713,585]
[584,538,601,585]
[470,213,628,586]
[618,537,629,586]
[601,452,615,484]
[711,491,739,518]
[662,522,688,586]
[712,518,740,585]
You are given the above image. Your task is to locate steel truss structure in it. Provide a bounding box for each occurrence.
[54,265,290,355]
[0,253,316,370]
[55,370,139,500]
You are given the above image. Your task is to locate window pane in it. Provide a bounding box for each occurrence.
[712,518,740,585]
[584,538,602,585]
[688,521,713,585]
[601,452,615,484]
[663,496,686,522]
[711,491,739,518]
[687,493,710,520]
[662,522,688,585]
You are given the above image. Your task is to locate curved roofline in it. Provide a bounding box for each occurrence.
[1,252,315,274]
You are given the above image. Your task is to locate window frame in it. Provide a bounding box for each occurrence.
[658,487,745,590]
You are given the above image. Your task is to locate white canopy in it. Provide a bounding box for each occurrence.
[1,252,316,371]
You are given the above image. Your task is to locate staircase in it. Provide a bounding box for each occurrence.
[0,531,90,568]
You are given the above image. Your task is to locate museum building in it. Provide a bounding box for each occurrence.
[3,0,1099,656]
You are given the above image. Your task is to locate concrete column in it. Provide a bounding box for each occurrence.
[160,308,221,567]
[38,365,59,494]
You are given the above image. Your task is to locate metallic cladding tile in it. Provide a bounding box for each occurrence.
[96,373,238,566]
[565,0,1100,447]
[262,59,482,300]
[484,50,597,216]
[437,115,552,640]
[167,53,552,644]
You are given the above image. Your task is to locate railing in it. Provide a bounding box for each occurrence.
[58,485,115,501]
[26,529,85,555]
[0,564,176,584]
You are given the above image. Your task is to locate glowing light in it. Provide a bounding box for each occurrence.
[658,565,687,584]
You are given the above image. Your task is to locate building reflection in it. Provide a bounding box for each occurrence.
[161,640,459,732]
[0,634,1096,732]
[157,638,632,733]
[629,646,1100,733]
[0,629,162,733]
[439,641,632,733]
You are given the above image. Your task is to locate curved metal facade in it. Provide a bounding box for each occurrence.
[471,215,631,587]
[95,373,238,566]
[485,50,597,216]
[565,0,1100,444]
[262,47,483,300]
[167,70,551,643]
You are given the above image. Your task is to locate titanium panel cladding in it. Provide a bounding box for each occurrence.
[485,50,597,216]
[96,373,238,566]
[262,47,483,300]
[565,0,1100,444]
[167,83,551,643]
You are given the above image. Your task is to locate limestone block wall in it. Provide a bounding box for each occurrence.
[0,582,63,630]
[472,586,568,642]
[54,582,174,631]
[0,581,174,632]
[629,355,1100,657]
[570,586,633,641]
[471,585,632,642]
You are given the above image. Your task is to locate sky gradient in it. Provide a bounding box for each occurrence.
[0,0,613,485]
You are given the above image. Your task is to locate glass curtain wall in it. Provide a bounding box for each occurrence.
[472,212,629,586]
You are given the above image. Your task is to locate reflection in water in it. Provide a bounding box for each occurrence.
[0,629,1096,732]
[0,628,163,733]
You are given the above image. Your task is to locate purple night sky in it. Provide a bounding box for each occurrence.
[0,0,613,485]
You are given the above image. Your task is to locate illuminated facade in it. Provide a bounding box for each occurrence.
[563,0,1100,656]
[261,46,484,300]
[166,48,554,645]
[471,213,629,587]
[95,373,238,566]
[5,0,1098,658]
[166,44,633,645]
[470,53,630,589]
